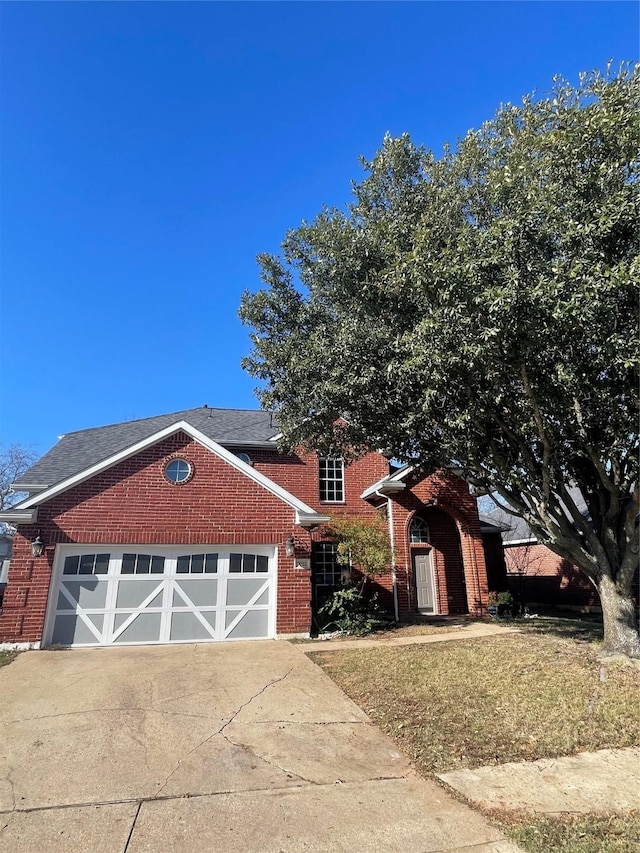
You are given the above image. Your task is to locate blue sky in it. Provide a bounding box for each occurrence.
[1,1,637,455]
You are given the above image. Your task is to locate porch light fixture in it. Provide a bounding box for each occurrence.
[285,537,295,558]
[31,533,45,558]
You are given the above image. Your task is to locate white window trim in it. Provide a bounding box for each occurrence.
[319,457,345,503]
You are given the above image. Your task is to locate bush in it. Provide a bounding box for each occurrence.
[318,583,386,636]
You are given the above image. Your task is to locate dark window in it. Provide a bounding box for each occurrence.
[229,553,269,574]
[319,458,344,502]
[410,516,430,544]
[312,542,342,587]
[176,553,217,574]
[121,553,166,575]
[164,458,191,483]
[63,553,110,576]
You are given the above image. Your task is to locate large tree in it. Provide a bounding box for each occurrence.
[240,66,640,657]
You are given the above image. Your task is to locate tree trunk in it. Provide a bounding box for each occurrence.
[597,574,640,659]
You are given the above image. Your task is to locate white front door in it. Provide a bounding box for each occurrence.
[414,550,437,613]
[45,545,276,647]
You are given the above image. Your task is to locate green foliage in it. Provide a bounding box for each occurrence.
[318,584,386,635]
[240,65,640,655]
[327,513,393,579]
[487,590,512,607]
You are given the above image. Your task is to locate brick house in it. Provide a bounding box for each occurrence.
[480,506,602,611]
[0,407,490,649]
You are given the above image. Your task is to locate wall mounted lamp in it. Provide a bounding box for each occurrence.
[285,537,295,558]
[31,533,45,558]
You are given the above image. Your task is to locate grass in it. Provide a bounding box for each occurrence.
[494,811,640,853]
[310,620,640,852]
[310,632,640,773]
[0,650,18,668]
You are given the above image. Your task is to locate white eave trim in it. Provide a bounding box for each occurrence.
[11,483,50,492]
[12,421,328,526]
[296,512,330,529]
[0,508,38,524]
[360,477,407,501]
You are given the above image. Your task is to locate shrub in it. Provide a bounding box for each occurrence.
[318,583,386,636]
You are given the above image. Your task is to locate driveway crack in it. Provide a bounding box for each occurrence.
[1,769,16,812]
[122,800,142,853]
[219,728,316,786]
[3,707,217,725]
[153,667,295,798]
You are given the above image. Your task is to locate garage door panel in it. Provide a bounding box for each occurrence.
[51,614,103,646]
[173,578,218,607]
[226,578,270,606]
[56,580,108,610]
[225,609,269,639]
[116,581,164,609]
[170,611,217,641]
[112,612,162,644]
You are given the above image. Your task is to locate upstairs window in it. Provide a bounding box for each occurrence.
[319,458,344,502]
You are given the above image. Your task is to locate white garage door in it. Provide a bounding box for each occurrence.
[45,545,276,647]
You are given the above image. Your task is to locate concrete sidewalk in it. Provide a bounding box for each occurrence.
[300,621,518,653]
[439,747,640,816]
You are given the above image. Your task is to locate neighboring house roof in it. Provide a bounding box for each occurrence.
[15,407,280,490]
[480,485,589,545]
[480,507,535,542]
[477,514,510,534]
[5,420,329,529]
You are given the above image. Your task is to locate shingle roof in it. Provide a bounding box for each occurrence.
[480,485,588,544]
[18,407,280,488]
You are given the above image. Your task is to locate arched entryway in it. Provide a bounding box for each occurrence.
[409,508,469,615]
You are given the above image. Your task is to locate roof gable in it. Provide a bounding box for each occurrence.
[17,407,280,489]
[12,421,328,528]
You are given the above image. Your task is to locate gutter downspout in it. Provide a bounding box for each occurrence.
[375,489,399,623]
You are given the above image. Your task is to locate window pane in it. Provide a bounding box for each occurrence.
[79,554,95,575]
[94,554,110,574]
[151,556,165,574]
[63,555,79,575]
[410,517,430,543]
[136,554,151,574]
[319,458,344,502]
[176,555,190,574]
[243,554,256,573]
[256,555,268,573]
[229,553,242,573]
[191,554,204,573]
[121,553,135,574]
[204,554,218,573]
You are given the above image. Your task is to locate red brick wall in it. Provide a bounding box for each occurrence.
[0,435,393,644]
[0,433,314,643]
[388,471,489,617]
[238,446,389,519]
[504,543,601,609]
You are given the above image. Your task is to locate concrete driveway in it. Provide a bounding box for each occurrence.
[0,642,520,852]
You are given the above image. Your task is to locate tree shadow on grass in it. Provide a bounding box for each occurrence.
[507,612,604,644]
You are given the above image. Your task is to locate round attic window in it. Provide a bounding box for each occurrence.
[235,452,251,465]
[164,458,192,484]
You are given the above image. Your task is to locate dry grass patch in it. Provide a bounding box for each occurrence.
[495,811,640,853]
[310,633,640,774]
[0,650,18,668]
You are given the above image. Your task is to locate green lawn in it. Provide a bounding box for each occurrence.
[0,650,18,668]
[309,623,640,853]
